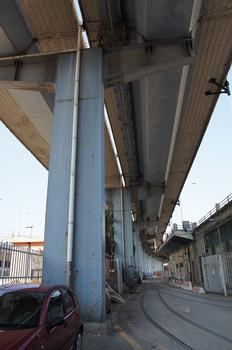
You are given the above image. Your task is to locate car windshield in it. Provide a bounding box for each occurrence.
[0,290,46,329]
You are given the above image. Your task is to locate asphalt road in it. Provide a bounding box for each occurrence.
[84,279,232,349]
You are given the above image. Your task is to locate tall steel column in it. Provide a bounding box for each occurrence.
[44,49,105,322]
[134,229,140,279]
[146,254,149,275]
[143,250,147,275]
[138,239,143,274]
[73,48,105,322]
[112,189,124,294]
[123,189,135,288]
[43,53,76,285]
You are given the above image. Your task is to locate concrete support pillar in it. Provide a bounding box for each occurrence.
[44,49,105,322]
[123,189,135,288]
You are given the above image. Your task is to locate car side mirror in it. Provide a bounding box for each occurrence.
[47,317,65,331]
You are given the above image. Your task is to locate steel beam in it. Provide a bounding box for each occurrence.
[0,80,55,93]
[133,220,157,231]
[130,184,165,202]
[0,57,56,91]
[103,43,194,86]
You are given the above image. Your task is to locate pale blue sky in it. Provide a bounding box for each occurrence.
[171,70,232,226]
[0,125,48,238]
[0,71,231,238]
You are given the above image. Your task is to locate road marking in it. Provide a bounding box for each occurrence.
[114,323,144,350]
[176,306,190,313]
[112,286,144,350]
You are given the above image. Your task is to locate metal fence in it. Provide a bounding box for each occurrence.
[223,252,232,294]
[0,242,43,285]
[201,252,232,295]
[105,255,118,291]
[198,193,232,226]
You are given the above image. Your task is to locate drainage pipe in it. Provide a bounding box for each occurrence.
[66,25,82,287]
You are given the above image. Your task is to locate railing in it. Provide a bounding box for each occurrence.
[0,242,43,285]
[197,193,232,226]
[172,225,184,231]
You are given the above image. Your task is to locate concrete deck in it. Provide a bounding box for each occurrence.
[83,278,232,349]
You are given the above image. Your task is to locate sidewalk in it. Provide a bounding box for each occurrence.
[83,288,142,350]
[83,308,133,350]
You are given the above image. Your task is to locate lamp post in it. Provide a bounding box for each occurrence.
[18,212,30,236]
[25,225,33,238]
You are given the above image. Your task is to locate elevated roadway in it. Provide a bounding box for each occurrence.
[0,0,232,321]
[0,1,231,249]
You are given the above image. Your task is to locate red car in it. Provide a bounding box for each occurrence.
[0,284,83,350]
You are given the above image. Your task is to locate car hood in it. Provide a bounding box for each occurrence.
[0,328,37,350]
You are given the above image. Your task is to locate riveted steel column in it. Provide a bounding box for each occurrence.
[123,189,135,288]
[138,236,143,276]
[143,251,147,276]
[112,189,124,294]
[73,48,105,322]
[134,229,140,280]
[43,53,76,285]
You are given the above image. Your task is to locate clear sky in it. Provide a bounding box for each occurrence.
[0,124,48,239]
[0,71,231,239]
[171,69,232,227]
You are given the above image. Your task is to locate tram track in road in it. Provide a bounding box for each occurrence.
[159,288,232,312]
[160,283,232,306]
[157,287,232,345]
[140,291,195,350]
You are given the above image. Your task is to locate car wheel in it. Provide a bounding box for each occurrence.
[75,332,83,350]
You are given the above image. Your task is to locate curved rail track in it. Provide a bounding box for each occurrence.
[157,287,232,345]
[159,288,232,312]
[161,284,232,306]
[140,284,232,349]
[141,292,195,350]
